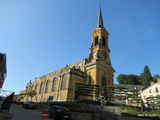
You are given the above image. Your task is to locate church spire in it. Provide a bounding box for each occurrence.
[97,8,104,28]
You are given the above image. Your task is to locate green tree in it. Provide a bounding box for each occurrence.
[128,89,143,111]
[152,74,160,83]
[114,86,128,105]
[126,74,141,85]
[141,65,153,87]
[117,74,141,85]
[74,83,100,100]
[28,90,37,101]
[116,74,127,84]
[146,96,160,110]
[105,86,115,101]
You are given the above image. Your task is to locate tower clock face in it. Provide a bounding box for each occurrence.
[102,51,107,58]
[93,51,98,58]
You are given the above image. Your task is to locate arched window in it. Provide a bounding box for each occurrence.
[45,80,49,93]
[155,87,158,93]
[149,89,151,93]
[35,84,38,92]
[101,76,107,87]
[26,87,28,93]
[31,85,34,91]
[102,37,106,47]
[89,75,91,84]
[61,75,66,90]
[52,78,57,91]
[39,82,43,94]
[94,36,98,46]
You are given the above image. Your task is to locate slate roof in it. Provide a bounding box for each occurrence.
[97,8,104,28]
[114,84,146,91]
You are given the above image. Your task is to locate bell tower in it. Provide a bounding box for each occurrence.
[85,9,115,96]
[89,9,110,63]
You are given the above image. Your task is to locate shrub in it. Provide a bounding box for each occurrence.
[150,110,160,114]
[125,107,141,114]
[143,111,151,114]
[105,101,116,106]
[77,99,100,105]
[50,101,93,113]
[119,105,128,109]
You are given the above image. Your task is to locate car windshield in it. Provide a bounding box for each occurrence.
[27,101,34,104]
[30,102,34,104]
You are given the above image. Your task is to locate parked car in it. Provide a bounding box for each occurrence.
[23,101,37,109]
[47,105,71,120]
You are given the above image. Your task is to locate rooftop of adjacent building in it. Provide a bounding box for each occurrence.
[114,84,146,91]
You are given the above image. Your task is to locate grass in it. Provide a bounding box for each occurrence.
[120,106,160,120]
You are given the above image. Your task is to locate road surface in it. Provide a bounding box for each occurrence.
[9,104,52,120]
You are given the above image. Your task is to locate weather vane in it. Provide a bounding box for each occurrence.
[99,2,101,8]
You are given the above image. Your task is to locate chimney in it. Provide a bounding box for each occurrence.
[150,81,154,86]
[157,78,160,83]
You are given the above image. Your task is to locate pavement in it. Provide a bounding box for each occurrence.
[9,104,53,120]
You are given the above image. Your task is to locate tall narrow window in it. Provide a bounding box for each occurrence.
[31,85,34,91]
[45,80,49,93]
[94,36,98,46]
[52,78,57,91]
[26,87,28,93]
[61,75,66,90]
[89,75,91,84]
[155,87,158,93]
[101,76,107,87]
[102,37,106,47]
[35,84,38,92]
[149,89,151,93]
[144,96,146,101]
[39,82,43,94]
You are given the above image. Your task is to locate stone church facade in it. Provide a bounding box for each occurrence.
[20,9,115,102]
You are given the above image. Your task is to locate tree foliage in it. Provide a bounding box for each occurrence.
[141,65,153,87]
[116,74,127,84]
[102,86,128,104]
[152,74,160,83]
[117,74,141,85]
[74,83,100,100]
[104,86,115,101]
[128,89,142,105]
[146,96,160,109]
[117,65,156,87]
[114,86,127,101]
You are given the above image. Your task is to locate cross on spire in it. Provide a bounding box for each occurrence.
[99,2,101,8]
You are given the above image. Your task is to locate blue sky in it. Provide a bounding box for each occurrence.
[1,0,160,94]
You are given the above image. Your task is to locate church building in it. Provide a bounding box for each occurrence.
[20,9,115,102]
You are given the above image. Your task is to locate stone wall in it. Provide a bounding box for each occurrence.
[117,116,152,120]
[71,112,100,120]
[78,105,123,120]
[103,106,122,115]
[83,105,124,115]
[0,112,13,120]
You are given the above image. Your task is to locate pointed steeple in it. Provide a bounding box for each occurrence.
[97,8,104,28]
